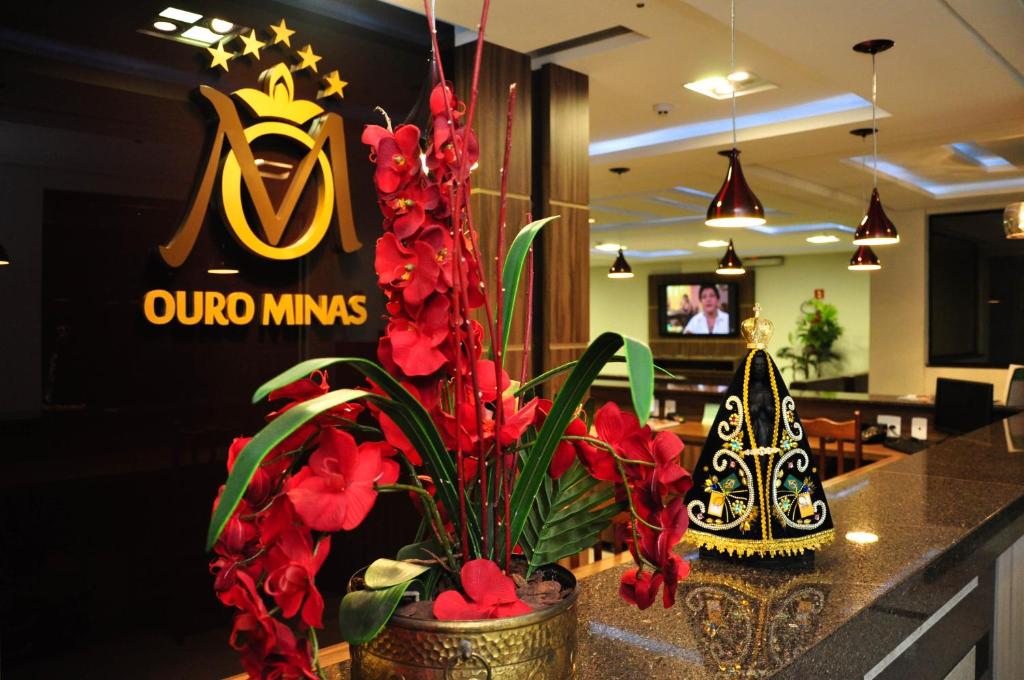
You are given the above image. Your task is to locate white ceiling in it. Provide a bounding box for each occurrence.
[379,0,1024,263]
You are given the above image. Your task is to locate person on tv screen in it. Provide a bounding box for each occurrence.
[684,285,730,335]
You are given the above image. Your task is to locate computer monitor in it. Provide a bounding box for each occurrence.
[934,378,993,435]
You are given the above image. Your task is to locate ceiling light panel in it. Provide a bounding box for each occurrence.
[159,7,202,23]
[684,72,776,100]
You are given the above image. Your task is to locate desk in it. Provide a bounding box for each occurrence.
[591,378,1021,433]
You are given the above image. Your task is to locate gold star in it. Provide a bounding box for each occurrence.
[269,19,295,47]
[238,29,266,59]
[206,40,234,71]
[318,70,348,99]
[295,44,322,73]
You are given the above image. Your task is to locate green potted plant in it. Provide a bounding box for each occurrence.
[205,4,693,678]
[778,299,844,380]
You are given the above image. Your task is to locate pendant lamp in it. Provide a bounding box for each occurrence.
[0,243,9,266]
[705,0,765,228]
[716,239,745,275]
[848,245,881,271]
[608,248,634,279]
[852,39,899,246]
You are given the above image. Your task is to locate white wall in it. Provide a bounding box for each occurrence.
[590,252,871,380]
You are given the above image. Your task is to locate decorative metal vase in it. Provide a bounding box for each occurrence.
[350,564,578,679]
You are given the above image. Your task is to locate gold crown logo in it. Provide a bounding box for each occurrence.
[742,303,774,349]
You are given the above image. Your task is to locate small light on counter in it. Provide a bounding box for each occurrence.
[845,530,879,544]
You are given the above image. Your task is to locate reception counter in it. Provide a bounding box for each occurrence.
[323,414,1024,679]
[591,378,1021,432]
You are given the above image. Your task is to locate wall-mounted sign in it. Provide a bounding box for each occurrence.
[146,20,367,327]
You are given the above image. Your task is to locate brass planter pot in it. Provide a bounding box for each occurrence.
[350,564,578,679]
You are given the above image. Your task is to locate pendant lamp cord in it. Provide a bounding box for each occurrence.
[871,53,878,189]
[730,0,737,148]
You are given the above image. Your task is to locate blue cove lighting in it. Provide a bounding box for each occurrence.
[590,93,873,157]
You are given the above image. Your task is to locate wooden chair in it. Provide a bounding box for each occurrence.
[802,410,863,480]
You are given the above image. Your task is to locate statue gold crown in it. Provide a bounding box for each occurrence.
[742,303,774,349]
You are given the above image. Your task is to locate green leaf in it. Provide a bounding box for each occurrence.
[206,389,369,551]
[364,558,430,588]
[508,331,653,551]
[518,461,625,575]
[623,339,654,425]
[248,356,481,555]
[498,216,560,359]
[338,582,409,645]
[396,538,442,561]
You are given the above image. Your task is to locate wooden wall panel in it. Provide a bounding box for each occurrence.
[534,64,589,394]
[453,42,533,374]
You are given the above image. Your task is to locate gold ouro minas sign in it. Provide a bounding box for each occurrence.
[160,30,360,266]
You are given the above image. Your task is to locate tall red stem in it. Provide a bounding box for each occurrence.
[494,83,516,571]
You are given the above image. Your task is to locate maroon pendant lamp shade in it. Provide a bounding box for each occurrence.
[853,188,899,245]
[706,149,765,227]
[608,248,634,279]
[716,239,746,275]
[848,245,881,271]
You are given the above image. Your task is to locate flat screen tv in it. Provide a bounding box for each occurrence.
[658,281,739,337]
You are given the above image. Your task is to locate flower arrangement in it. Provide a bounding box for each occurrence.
[205,3,692,677]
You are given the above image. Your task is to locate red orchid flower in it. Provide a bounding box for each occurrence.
[362,124,421,194]
[650,431,691,495]
[618,568,663,610]
[375,233,443,308]
[446,394,539,453]
[433,559,531,620]
[386,294,450,377]
[382,182,439,240]
[263,529,330,628]
[285,428,386,532]
[418,223,454,288]
[235,610,318,680]
[534,399,599,479]
[377,412,423,465]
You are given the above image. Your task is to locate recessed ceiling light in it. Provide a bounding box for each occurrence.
[683,72,776,100]
[806,234,840,244]
[594,243,624,252]
[180,25,222,44]
[209,18,234,33]
[159,7,202,23]
[152,20,177,32]
[698,239,729,248]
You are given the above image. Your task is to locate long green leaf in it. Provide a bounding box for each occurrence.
[338,581,409,645]
[498,216,560,359]
[508,332,652,550]
[249,357,481,555]
[623,341,654,423]
[206,389,368,551]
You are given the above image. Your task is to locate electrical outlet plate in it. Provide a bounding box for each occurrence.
[911,417,928,441]
[878,414,901,438]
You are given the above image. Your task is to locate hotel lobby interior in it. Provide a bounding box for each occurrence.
[0,1,1023,678]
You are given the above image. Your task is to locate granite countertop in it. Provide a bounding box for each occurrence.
[573,413,1024,678]
[336,416,1024,679]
